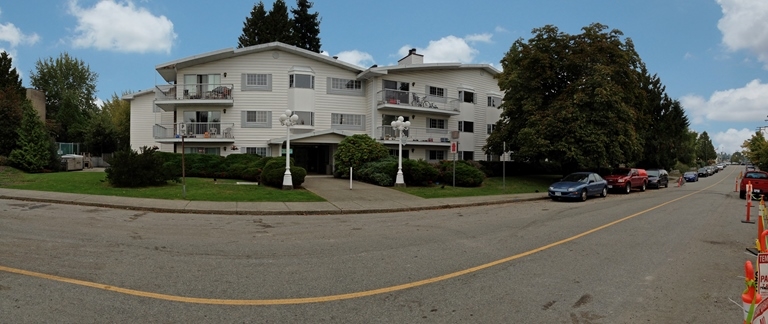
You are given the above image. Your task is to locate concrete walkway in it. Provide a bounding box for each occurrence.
[0,175,548,215]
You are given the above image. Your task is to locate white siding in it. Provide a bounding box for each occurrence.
[129,92,158,150]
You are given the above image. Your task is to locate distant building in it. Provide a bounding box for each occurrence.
[125,42,503,174]
[25,88,46,122]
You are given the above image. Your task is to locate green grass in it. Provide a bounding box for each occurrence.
[394,175,559,199]
[0,167,325,202]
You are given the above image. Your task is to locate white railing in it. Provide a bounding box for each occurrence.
[376,126,454,143]
[153,122,235,139]
[377,89,460,112]
[156,83,234,100]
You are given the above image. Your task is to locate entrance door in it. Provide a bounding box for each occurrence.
[291,144,330,175]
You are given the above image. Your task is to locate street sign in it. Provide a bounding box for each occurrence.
[450,142,457,153]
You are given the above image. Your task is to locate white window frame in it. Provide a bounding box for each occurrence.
[246,147,268,156]
[242,110,271,128]
[428,150,446,161]
[290,74,315,89]
[459,90,475,104]
[458,121,474,133]
[327,77,364,96]
[331,113,365,130]
[487,124,495,134]
[427,118,447,130]
[487,96,501,107]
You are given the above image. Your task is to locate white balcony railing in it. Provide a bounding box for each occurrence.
[377,89,460,113]
[156,83,234,100]
[376,126,454,144]
[153,122,235,140]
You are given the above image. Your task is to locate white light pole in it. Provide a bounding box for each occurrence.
[391,116,410,187]
[279,109,299,190]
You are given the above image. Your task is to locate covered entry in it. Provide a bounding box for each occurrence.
[270,129,357,176]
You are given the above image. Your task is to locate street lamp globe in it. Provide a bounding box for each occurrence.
[279,109,299,190]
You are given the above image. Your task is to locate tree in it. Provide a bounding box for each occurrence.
[29,52,99,143]
[84,109,117,155]
[238,1,268,48]
[101,93,131,151]
[291,0,321,53]
[743,132,768,170]
[8,102,52,172]
[264,0,293,44]
[696,131,717,165]
[731,151,744,164]
[486,24,646,172]
[0,51,26,156]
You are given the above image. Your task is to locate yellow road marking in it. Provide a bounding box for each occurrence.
[0,172,732,305]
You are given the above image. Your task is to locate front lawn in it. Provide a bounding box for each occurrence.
[394,175,558,199]
[0,167,324,202]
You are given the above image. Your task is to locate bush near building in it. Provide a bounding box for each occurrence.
[260,156,306,188]
[357,157,398,186]
[106,146,177,187]
[334,134,389,178]
[436,160,485,187]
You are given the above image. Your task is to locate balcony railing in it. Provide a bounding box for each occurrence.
[376,126,455,144]
[156,83,234,100]
[377,89,460,113]
[153,122,235,140]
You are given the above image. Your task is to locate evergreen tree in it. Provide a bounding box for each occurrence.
[291,0,321,53]
[9,102,52,172]
[238,2,268,48]
[264,0,293,44]
[0,52,26,156]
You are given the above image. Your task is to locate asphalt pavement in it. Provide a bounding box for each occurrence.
[0,175,547,215]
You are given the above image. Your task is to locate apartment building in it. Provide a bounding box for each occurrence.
[126,42,503,174]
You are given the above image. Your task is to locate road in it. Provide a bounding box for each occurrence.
[0,167,752,323]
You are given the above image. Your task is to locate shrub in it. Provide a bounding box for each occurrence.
[357,158,397,186]
[106,146,177,187]
[260,156,306,188]
[402,159,439,186]
[437,160,485,187]
[333,134,389,177]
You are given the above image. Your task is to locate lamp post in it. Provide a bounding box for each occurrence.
[279,109,299,190]
[391,116,410,187]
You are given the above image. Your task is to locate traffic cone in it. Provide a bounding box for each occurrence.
[744,199,756,224]
[743,260,761,323]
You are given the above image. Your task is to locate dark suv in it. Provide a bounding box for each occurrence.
[646,169,669,189]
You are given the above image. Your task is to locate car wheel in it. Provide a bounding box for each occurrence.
[580,189,588,202]
[664,180,668,188]
[625,184,631,194]
[600,187,607,197]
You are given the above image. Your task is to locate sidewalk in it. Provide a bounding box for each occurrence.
[0,176,548,215]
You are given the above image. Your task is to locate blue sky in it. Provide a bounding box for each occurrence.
[2,0,768,154]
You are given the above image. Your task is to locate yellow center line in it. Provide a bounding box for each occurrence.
[0,171,733,305]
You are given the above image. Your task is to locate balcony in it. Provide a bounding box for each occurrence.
[377,90,460,116]
[153,122,235,144]
[376,126,455,146]
[154,83,234,111]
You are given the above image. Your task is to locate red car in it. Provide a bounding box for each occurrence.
[603,168,648,194]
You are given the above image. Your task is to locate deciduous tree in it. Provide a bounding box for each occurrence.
[30,52,98,143]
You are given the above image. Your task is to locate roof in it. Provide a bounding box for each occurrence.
[357,62,501,80]
[155,42,365,82]
[121,88,155,100]
[267,129,355,144]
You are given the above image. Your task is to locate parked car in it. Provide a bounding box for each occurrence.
[683,171,698,182]
[603,168,648,194]
[646,169,669,189]
[740,171,768,199]
[698,167,709,177]
[548,172,608,202]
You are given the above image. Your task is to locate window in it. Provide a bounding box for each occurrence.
[428,118,446,130]
[242,73,271,91]
[487,96,501,107]
[292,111,314,126]
[389,149,409,159]
[461,151,474,161]
[459,90,475,103]
[290,74,314,89]
[429,86,445,97]
[246,147,268,156]
[328,77,364,96]
[331,113,365,130]
[428,150,446,160]
[242,110,271,128]
[458,121,474,133]
[487,124,495,134]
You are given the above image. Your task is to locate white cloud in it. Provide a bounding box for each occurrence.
[68,0,176,54]
[680,79,768,124]
[0,8,40,47]
[334,50,374,68]
[398,35,480,63]
[717,0,768,67]
[494,26,508,33]
[465,33,493,44]
[94,97,104,109]
[712,128,754,154]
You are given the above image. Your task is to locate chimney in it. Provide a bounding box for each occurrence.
[398,48,423,66]
[333,56,338,59]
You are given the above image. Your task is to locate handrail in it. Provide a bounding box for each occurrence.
[156,83,235,100]
[153,122,235,139]
[377,89,460,112]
